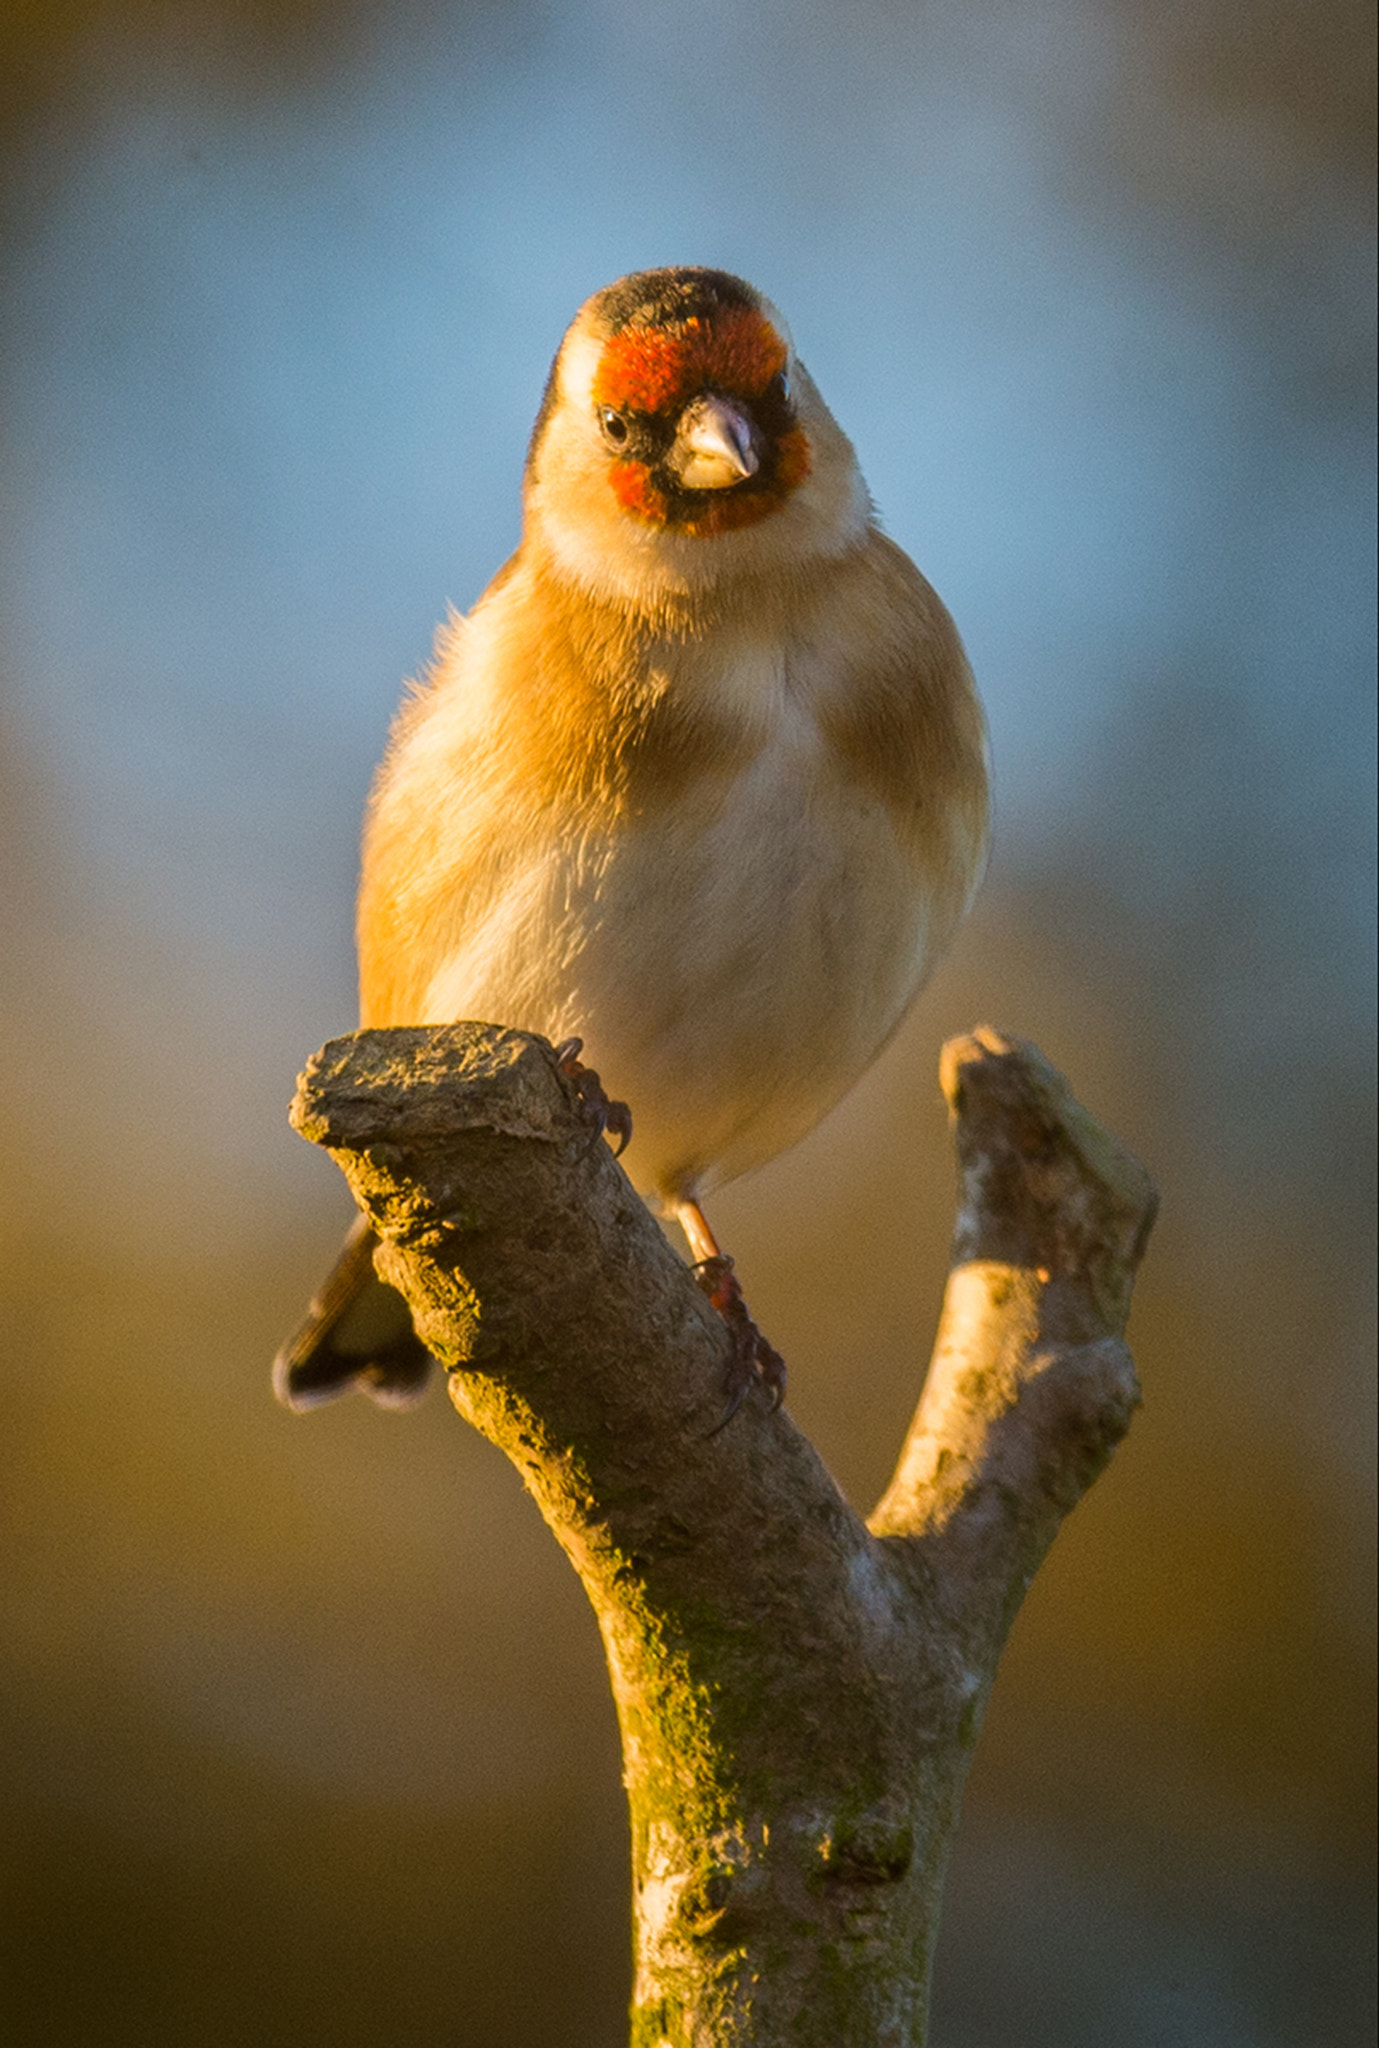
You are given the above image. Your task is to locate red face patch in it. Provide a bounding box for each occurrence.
[594,308,812,534]
[592,307,788,415]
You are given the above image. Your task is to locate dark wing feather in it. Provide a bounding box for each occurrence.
[273,1213,433,1411]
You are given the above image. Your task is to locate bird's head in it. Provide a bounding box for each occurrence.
[524,268,870,605]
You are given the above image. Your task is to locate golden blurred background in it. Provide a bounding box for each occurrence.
[1,2,1374,2042]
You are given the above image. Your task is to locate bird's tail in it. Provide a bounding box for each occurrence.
[273,1212,434,1411]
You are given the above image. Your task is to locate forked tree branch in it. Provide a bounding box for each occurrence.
[290,1022,1157,2048]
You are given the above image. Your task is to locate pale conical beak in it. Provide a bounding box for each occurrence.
[670,394,761,491]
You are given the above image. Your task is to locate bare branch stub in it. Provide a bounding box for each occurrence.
[872,1027,1157,1652]
[288,1019,1157,2047]
[941,1025,1158,1335]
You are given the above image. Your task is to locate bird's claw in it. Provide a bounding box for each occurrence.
[695,1254,787,1433]
[554,1037,633,1158]
[552,1040,783,1431]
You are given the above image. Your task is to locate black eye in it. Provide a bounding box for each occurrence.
[769,368,791,406]
[598,407,629,446]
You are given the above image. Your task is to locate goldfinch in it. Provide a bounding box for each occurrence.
[275,266,989,1414]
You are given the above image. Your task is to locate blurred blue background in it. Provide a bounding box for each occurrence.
[2,2,1374,2042]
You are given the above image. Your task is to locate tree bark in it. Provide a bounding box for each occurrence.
[289,1021,1157,2047]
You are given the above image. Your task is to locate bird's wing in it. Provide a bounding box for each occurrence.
[273,1212,433,1411]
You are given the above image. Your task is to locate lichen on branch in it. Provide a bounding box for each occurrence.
[289,1021,1156,2047]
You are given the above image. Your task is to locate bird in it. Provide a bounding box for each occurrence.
[274,265,989,1419]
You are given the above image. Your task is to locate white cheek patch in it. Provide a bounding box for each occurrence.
[557,329,604,415]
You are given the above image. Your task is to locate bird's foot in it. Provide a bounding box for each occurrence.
[553,1037,633,1157]
[694,1254,787,1431]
